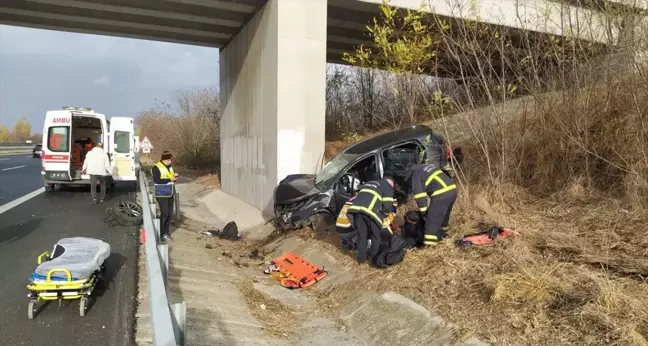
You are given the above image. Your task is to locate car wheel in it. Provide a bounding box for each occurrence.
[310,212,334,235]
[112,199,144,226]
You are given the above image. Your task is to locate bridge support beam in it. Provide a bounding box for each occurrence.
[219,0,327,215]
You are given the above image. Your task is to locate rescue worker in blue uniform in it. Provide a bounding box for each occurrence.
[342,177,396,264]
[408,163,457,246]
[152,151,178,242]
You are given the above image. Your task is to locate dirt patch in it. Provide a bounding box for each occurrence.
[193,173,220,189]
[236,279,295,338]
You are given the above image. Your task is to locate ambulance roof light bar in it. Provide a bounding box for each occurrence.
[62,106,94,112]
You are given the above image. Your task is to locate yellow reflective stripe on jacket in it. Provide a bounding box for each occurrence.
[154,161,175,180]
[361,188,381,215]
[348,188,387,225]
[424,234,438,245]
[336,204,352,228]
[153,161,175,198]
[347,206,382,225]
[424,169,456,197]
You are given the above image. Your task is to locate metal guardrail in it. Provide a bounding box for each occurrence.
[138,171,186,346]
[0,143,34,146]
[0,146,32,150]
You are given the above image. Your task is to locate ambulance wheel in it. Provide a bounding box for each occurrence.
[79,298,88,317]
[44,183,54,192]
[28,299,37,320]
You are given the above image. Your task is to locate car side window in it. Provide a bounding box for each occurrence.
[381,142,422,174]
[336,154,378,197]
[381,142,422,198]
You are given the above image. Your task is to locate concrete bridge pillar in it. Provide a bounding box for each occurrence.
[219,0,327,215]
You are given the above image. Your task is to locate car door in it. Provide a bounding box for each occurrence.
[380,141,424,200]
[421,132,449,167]
[109,117,136,181]
[332,153,379,216]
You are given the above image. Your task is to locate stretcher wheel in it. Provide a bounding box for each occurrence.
[79,298,88,317]
[28,299,37,320]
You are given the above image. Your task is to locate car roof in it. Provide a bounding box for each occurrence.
[343,125,439,155]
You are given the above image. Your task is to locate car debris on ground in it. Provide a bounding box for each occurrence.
[199,221,241,240]
[102,199,143,227]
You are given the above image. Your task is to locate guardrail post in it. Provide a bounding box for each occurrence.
[154,218,161,240]
[174,193,181,222]
[171,302,187,346]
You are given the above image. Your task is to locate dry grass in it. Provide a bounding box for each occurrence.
[302,183,648,346]
[266,88,648,344]
[192,172,220,188]
[236,279,295,338]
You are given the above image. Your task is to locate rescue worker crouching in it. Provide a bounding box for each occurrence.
[335,176,397,264]
[409,163,457,247]
[152,151,178,242]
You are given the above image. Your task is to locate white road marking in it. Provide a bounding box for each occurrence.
[0,187,45,215]
[1,165,25,171]
[0,158,8,161]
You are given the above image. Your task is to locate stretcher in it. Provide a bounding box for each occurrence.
[265,252,327,289]
[26,237,110,319]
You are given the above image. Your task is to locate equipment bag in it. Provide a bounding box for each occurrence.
[267,252,327,289]
[455,226,519,247]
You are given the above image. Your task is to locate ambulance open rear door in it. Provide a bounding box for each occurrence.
[108,117,136,182]
[42,111,73,189]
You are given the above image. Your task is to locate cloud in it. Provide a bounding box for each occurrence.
[93,75,111,85]
[0,25,220,129]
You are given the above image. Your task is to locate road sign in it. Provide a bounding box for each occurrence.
[142,147,151,154]
[141,136,154,149]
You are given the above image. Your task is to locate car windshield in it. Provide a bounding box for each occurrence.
[314,151,359,189]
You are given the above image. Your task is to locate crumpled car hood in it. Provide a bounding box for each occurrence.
[275,174,321,205]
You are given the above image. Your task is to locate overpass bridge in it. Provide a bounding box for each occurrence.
[0,0,626,214]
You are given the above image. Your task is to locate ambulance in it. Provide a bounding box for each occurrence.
[41,106,137,192]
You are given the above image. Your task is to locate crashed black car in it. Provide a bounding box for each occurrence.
[274,125,462,233]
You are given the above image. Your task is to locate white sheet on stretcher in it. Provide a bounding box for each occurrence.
[34,237,111,280]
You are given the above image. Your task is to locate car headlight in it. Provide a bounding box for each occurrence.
[282,212,292,223]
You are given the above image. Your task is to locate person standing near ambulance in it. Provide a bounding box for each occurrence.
[82,142,111,204]
[152,151,178,242]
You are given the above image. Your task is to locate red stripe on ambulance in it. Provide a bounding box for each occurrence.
[42,154,69,160]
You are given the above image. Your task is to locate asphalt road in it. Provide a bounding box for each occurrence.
[0,154,43,206]
[0,158,138,346]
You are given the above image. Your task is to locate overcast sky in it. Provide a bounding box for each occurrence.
[0,25,219,133]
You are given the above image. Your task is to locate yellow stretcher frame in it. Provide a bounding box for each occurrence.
[26,251,101,319]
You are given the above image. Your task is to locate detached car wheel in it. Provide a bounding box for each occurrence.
[112,200,143,226]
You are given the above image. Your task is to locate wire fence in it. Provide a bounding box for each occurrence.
[138,171,186,346]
